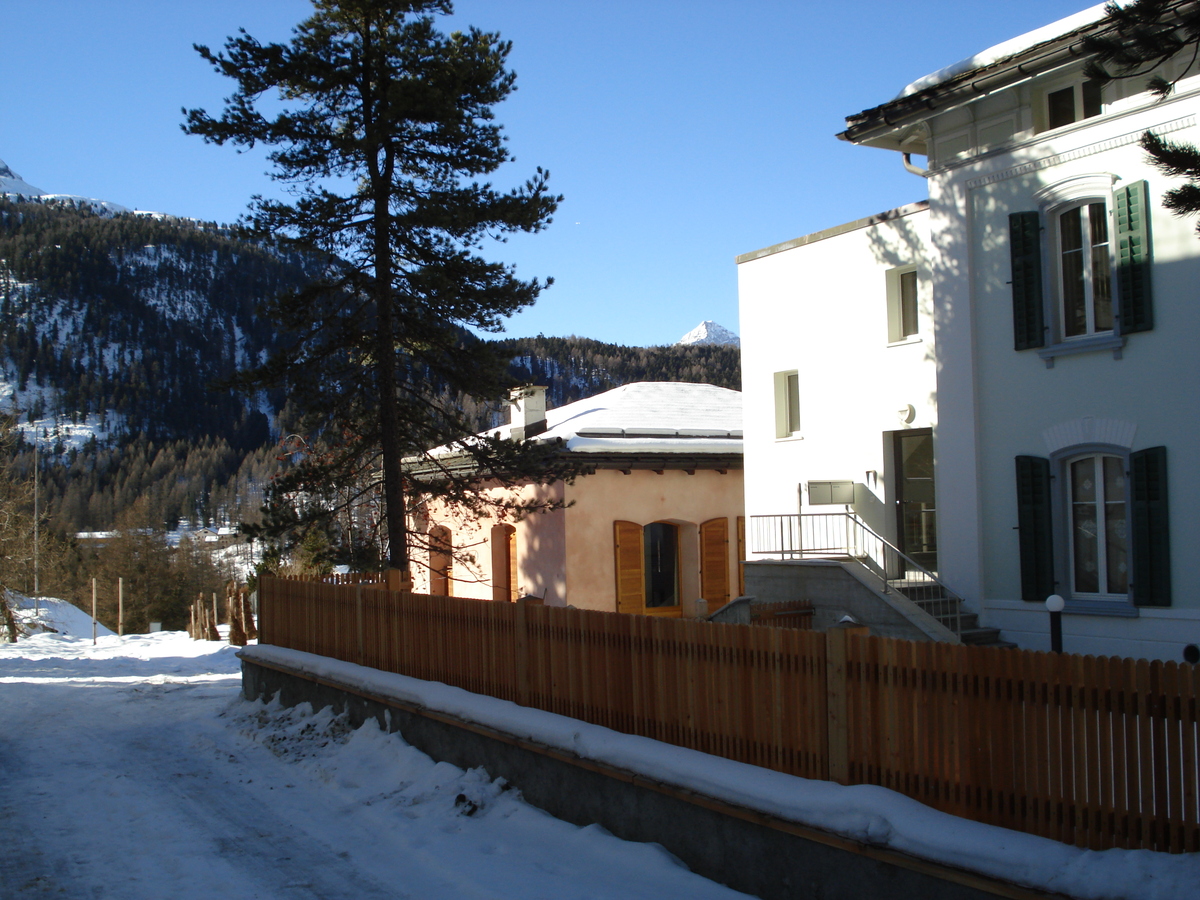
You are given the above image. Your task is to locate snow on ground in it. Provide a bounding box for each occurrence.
[0,603,751,900]
[244,644,1200,900]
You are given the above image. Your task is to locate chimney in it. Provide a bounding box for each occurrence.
[509,385,548,440]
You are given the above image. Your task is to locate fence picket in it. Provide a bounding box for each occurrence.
[256,576,1198,853]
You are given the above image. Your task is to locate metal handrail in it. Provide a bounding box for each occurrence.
[748,513,964,636]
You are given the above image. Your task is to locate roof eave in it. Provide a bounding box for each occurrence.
[838,14,1117,148]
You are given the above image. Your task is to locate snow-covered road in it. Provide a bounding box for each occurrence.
[0,603,750,900]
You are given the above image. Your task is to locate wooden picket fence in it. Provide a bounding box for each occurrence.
[257,575,1199,853]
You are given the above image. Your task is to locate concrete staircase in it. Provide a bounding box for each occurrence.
[889,581,1016,649]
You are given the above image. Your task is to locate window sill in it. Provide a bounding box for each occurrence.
[1062,598,1140,618]
[887,336,923,348]
[1037,333,1126,368]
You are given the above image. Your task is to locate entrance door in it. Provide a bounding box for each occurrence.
[894,429,936,574]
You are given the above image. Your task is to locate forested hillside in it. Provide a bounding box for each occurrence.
[0,198,740,537]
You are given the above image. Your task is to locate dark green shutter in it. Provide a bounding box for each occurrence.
[1010,212,1045,349]
[1131,446,1170,607]
[1116,180,1153,334]
[1016,456,1054,602]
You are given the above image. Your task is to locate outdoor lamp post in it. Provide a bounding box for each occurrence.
[1046,594,1064,653]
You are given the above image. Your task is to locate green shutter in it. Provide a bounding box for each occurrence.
[1131,446,1170,607]
[1015,456,1054,602]
[1010,212,1045,349]
[1116,180,1153,334]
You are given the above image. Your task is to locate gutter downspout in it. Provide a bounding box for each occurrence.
[903,153,930,178]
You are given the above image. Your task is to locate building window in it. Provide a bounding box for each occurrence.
[614,520,686,617]
[491,523,517,602]
[1015,446,1170,609]
[773,370,800,438]
[429,525,453,596]
[1009,180,1153,357]
[644,522,679,608]
[1045,79,1102,130]
[1057,201,1113,338]
[1067,454,1128,596]
[886,265,919,342]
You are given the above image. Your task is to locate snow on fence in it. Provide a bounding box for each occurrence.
[257,575,1199,854]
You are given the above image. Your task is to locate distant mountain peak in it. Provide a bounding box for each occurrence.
[0,158,47,197]
[677,320,739,347]
[0,156,131,215]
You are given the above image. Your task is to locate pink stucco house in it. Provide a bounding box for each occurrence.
[409,383,744,617]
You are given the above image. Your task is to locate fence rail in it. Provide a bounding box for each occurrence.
[258,576,1200,853]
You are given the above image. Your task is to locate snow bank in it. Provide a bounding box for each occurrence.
[241,644,1200,900]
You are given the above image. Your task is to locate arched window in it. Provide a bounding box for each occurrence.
[1067,454,1128,596]
[429,525,452,596]
[644,522,679,608]
[491,524,517,602]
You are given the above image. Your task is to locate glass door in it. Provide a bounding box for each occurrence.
[894,429,936,575]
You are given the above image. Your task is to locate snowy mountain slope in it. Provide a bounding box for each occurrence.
[0,157,131,215]
[678,320,740,347]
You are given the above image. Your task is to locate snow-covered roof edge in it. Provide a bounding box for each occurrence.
[896,4,1109,99]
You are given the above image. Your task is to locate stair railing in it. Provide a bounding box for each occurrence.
[748,513,964,636]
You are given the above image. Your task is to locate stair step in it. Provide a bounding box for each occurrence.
[959,627,1008,646]
[935,612,978,631]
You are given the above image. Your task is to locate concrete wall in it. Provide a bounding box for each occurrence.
[743,559,938,641]
[242,658,1006,900]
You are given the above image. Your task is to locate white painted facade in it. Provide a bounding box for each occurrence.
[740,7,1200,662]
[737,202,935,552]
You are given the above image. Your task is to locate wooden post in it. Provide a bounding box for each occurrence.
[118,577,124,637]
[91,578,97,645]
[826,625,856,785]
[386,567,412,594]
[514,597,529,707]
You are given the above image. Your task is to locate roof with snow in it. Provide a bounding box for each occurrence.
[412,382,743,478]
[503,382,741,455]
[840,4,1113,149]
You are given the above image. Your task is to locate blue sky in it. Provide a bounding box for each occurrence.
[4,1,1096,346]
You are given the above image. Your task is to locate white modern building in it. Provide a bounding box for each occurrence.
[739,4,1200,662]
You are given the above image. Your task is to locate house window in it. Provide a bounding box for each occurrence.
[614,520,686,617]
[886,265,919,342]
[491,523,517,601]
[1016,446,1170,609]
[644,522,679,608]
[1009,180,1153,358]
[1057,201,1113,338]
[1045,79,1102,130]
[1067,454,1128,596]
[774,370,800,438]
[429,524,453,596]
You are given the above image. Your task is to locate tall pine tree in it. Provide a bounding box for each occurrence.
[1084,0,1200,232]
[184,0,564,577]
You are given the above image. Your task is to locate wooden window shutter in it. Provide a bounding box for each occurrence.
[1009,211,1046,350]
[1131,446,1171,607]
[613,521,645,614]
[1116,180,1154,334]
[1015,456,1054,602]
[736,515,746,597]
[700,517,730,608]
